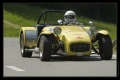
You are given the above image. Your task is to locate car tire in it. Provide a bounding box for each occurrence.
[98,35,113,60]
[39,35,52,61]
[20,33,32,57]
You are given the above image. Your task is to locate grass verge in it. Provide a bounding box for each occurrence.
[3,3,117,41]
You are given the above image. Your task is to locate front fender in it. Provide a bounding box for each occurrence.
[98,30,109,35]
[37,31,56,47]
[19,27,37,48]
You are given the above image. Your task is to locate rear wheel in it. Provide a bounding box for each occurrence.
[20,33,32,57]
[39,35,52,61]
[98,35,113,60]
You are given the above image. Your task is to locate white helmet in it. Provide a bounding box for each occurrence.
[64,10,76,23]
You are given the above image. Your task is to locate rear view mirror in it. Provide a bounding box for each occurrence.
[58,20,63,24]
[88,21,93,26]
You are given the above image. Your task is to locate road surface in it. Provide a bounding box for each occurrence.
[3,37,117,77]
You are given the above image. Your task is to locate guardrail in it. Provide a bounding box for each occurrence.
[112,38,117,49]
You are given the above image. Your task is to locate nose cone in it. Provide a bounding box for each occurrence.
[59,31,92,56]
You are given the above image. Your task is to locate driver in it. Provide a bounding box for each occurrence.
[64,10,76,24]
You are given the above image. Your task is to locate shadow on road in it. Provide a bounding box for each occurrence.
[29,55,116,62]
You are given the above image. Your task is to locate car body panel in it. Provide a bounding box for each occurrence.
[58,26,92,56]
[19,25,109,56]
[98,30,109,35]
[19,27,37,48]
[39,25,92,56]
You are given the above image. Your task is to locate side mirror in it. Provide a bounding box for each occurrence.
[88,21,93,26]
[58,20,63,24]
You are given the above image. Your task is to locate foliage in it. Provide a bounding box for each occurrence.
[3,3,116,41]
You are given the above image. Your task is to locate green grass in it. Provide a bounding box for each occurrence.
[4,10,36,27]
[3,3,117,41]
[4,22,20,37]
[78,16,117,40]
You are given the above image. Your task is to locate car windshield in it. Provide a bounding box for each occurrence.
[39,12,64,25]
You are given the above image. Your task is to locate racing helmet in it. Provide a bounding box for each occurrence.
[64,10,76,23]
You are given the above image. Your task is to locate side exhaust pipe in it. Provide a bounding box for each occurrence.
[25,47,39,53]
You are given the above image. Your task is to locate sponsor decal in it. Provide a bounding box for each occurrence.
[73,34,81,35]
[76,36,83,39]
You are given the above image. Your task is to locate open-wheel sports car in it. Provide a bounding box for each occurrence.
[19,10,113,61]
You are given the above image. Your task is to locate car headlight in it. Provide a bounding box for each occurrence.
[53,27,62,35]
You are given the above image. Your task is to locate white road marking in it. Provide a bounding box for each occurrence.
[6,66,25,71]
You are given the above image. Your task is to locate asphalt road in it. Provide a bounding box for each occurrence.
[3,37,117,77]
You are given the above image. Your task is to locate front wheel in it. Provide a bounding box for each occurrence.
[39,35,52,61]
[98,35,113,60]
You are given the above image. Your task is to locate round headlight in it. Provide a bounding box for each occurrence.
[53,27,62,35]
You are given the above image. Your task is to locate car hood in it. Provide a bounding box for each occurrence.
[43,25,89,33]
[60,26,90,42]
[60,25,87,32]
[42,25,91,42]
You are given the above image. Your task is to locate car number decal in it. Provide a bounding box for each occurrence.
[77,52,83,56]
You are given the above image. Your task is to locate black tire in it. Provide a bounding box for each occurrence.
[39,35,52,61]
[98,35,113,60]
[20,33,32,57]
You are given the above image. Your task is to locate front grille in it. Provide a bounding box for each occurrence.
[70,43,90,52]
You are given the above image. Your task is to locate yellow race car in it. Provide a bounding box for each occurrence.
[19,10,113,61]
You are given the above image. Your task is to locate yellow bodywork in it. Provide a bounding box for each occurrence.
[98,30,109,35]
[40,25,92,56]
[19,25,109,56]
[19,27,37,48]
